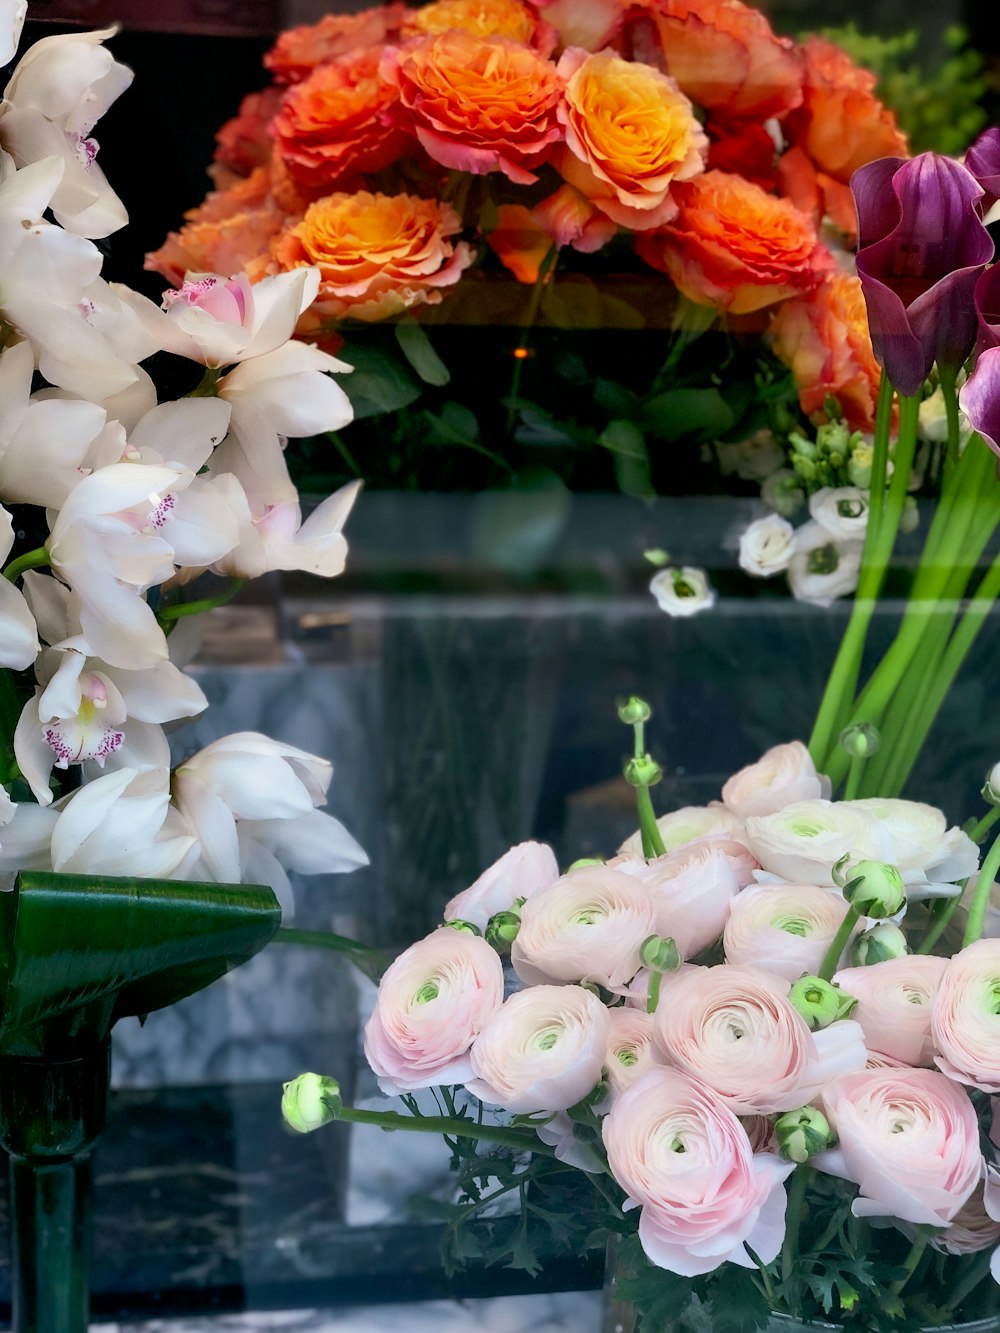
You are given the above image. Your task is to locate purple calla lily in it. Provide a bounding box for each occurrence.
[852,153,996,396]
[974,263,1000,358]
[965,127,1000,217]
[960,345,1000,458]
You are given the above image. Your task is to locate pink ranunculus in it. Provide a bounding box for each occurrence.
[932,939,1000,1093]
[363,927,505,1095]
[816,1068,983,1226]
[932,1177,1000,1257]
[615,962,704,1010]
[604,1006,659,1100]
[443,840,559,931]
[617,838,743,959]
[602,1067,795,1277]
[618,802,745,858]
[510,864,658,989]
[724,883,855,981]
[465,984,610,1114]
[834,955,948,1067]
[721,741,831,819]
[743,799,891,885]
[654,963,867,1115]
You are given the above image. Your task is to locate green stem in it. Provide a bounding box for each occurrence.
[780,1165,811,1285]
[334,1103,555,1154]
[939,366,962,468]
[2,546,48,583]
[961,827,1000,946]
[505,245,557,434]
[842,752,866,801]
[890,1228,932,1296]
[155,579,246,625]
[646,968,662,1015]
[942,1250,994,1315]
[272,926,390,983]
[817,906,860,981]
[968,806,1000,845]
[187,366,222,397]
[916,892,964,956]
[635,785,666,859]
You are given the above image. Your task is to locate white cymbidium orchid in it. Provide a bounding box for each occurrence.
[217,339,353,443]
[0,2,25,66]
[172,732,368,913]
[213,474,362,581]
[0,26,133,238]
[0,503,39,669]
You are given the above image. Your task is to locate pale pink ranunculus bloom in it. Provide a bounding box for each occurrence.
[721,741,830,819]
[724,883,854,981]
[931,1177,1000,1257]
[602,1066,795,1277]
[653,963,867,1115]
[815,1067,983,1227]
[364,927,505,1096]
[834,955,948,1068]
[603,1006,659,1100]
[511,864,657,989]
[743,799,892,886]
[618,803,745,859]
[614,962,703,1010]
[617,838,743,959]
[932,939,1000,1093]
[443,840,559,932]
[465,984,610,1115]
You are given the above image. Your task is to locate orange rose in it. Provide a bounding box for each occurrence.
[273,47,409,194]
[633,0,804,124]
[262,190,476,324]
[400,0,557,54]
[783,36,908,183]
[263,5,405,84]
[635,170,832,315]
[555,48,706,230]
[145,168,286,287]
[706,120,778,192]
[487,186,616,281]
[776,145,858,241]
[213,87,283,180]
[380,31,563,183]
[770,272,882,432]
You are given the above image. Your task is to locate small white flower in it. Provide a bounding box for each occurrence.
[761,467,805,517]
[738,514,795,578]
[787,521,862,607]
[649,565,715,617]
[809,487,870,542]
[715,429,785,481]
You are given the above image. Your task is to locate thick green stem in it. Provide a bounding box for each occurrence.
[155,579,246,627]
[636,785,666,859]
[890,1228,932,1296]
[334,1102,554,1154]
[817,906,860,981]
[842,752,866,801]
[968,806,1000,845]
[780,1165,811,1285]
[916,893,964,956]
[961,828,1000,946]
[2,547,48,583]
[187,366,222,397]
[939,366,962,468]
[273,926,390,983]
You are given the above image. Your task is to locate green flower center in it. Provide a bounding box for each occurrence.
[414,982,439,1005]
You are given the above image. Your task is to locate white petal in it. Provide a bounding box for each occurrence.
[242,808,369,875]
[174,775,241,883]
[239,269,322,361]
[109,660,206,723]
[19,570,71,645]
[221,341,354,439]
[128,397,231,472]
[49,765,135,869]
[0,567,40,671]
[0,1,26,67]
[12,692,54,804]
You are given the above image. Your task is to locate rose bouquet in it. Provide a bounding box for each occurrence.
[144,0,923,498]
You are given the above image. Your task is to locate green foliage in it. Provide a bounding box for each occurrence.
[820,23,990,156]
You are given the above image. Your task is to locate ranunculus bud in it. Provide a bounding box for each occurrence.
[485,909,521,952]
[624,754,663,787]
[983,762,1000,806]
[788,975,856,1030]
[282,1073,342,1133]
[851,921,909,966]
[842,860,906,917]
[640,934,681,973]
[839,722,880,759]
[775,1106,834,1163]
[444,918,482,935]
[619,696,652,725]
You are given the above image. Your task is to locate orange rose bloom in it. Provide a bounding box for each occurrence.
[273,48,409,194]
[555,48,707,230]
[380,31,563,184]
[635,0,804,123]
[635,170,832,315]
[145,167,287,287]
[263,5,405,84]
[263,190,476,323]
[213,87,283,180]
[400,0,557,54]
[783,36,908,183]
[770,272,882,432]
[487,186,616,281]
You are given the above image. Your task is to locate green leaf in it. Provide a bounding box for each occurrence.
[338,341,422,419]
[643,388,736,441]
[395,319,451,387]
[0,871,281,1058]
[599,419,653,499]
[614,1234,694,1330]
[705,1266,770,1333]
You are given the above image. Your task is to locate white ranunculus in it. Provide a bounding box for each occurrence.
[744,799,892,885]
[444,841,559,931]
[787,521,863,607]
[649,566,715,617]
[738,514,795,578]
[619,804,746,859]
[724,884,855,981]
[808,487,870,542]
[722,741,830,819]
[603,1006,658,1100]
[842,797,979,897]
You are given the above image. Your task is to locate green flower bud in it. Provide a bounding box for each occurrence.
[640,935,681,973]
[788,976,854,1030]
[624,754,663,787]
[567,857,605,871]
[761,469,805,518]
[982,762,1000,806]
[618,696,652,726]
[485,910,521,952]
[774,1106,834,1163]
[847,442,874,488]
[851,921,909,966]
[898,496,920,535]
[643,548,670,567]
[842,860,906,918]
[792,454,818,483]
[444,918,482,935]
[282,1073,342,1134]
[838,722,881,759]
[817,420,851,458]
[789,431,818,460]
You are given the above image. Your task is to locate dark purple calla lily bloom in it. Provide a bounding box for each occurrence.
[974,263,1000,358]
[852,153,996,396]
[960,345,1000,458]
[965,127,1000,217]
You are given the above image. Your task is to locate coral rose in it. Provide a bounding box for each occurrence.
[602,1067,794,1277]
[933,939,1000,1093]
[262,190,475,325]
[635,171,832,315]
[555,48,707,231]
[833,956,948,1067]
[213,87,283,180]
[637,0,804,124]
[770,273,883,432]
[443,840,559,931]
[364,926,505,1095]
[783,36,908,185]
[272,48,408,195]
[816,1068,982,1227]
[380,31,563,184]
[264,6,405,84]
[400,0,557,54]
[722,741,830,819]
[486,187,617,282]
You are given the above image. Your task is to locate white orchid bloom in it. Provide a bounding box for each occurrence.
[0,153,138,398]
[0,26,133,238]
[0,2,25,66]
[217,339,353,442]
[113,269,325,369]
[0,503,39,669]
[212,475,361,581]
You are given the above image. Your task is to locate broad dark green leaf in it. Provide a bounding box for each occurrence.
[0,871,280,1057]
[338,342,422,418]
[643,388,736,441]
[395,319,451,386]
[599,419,654,499]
